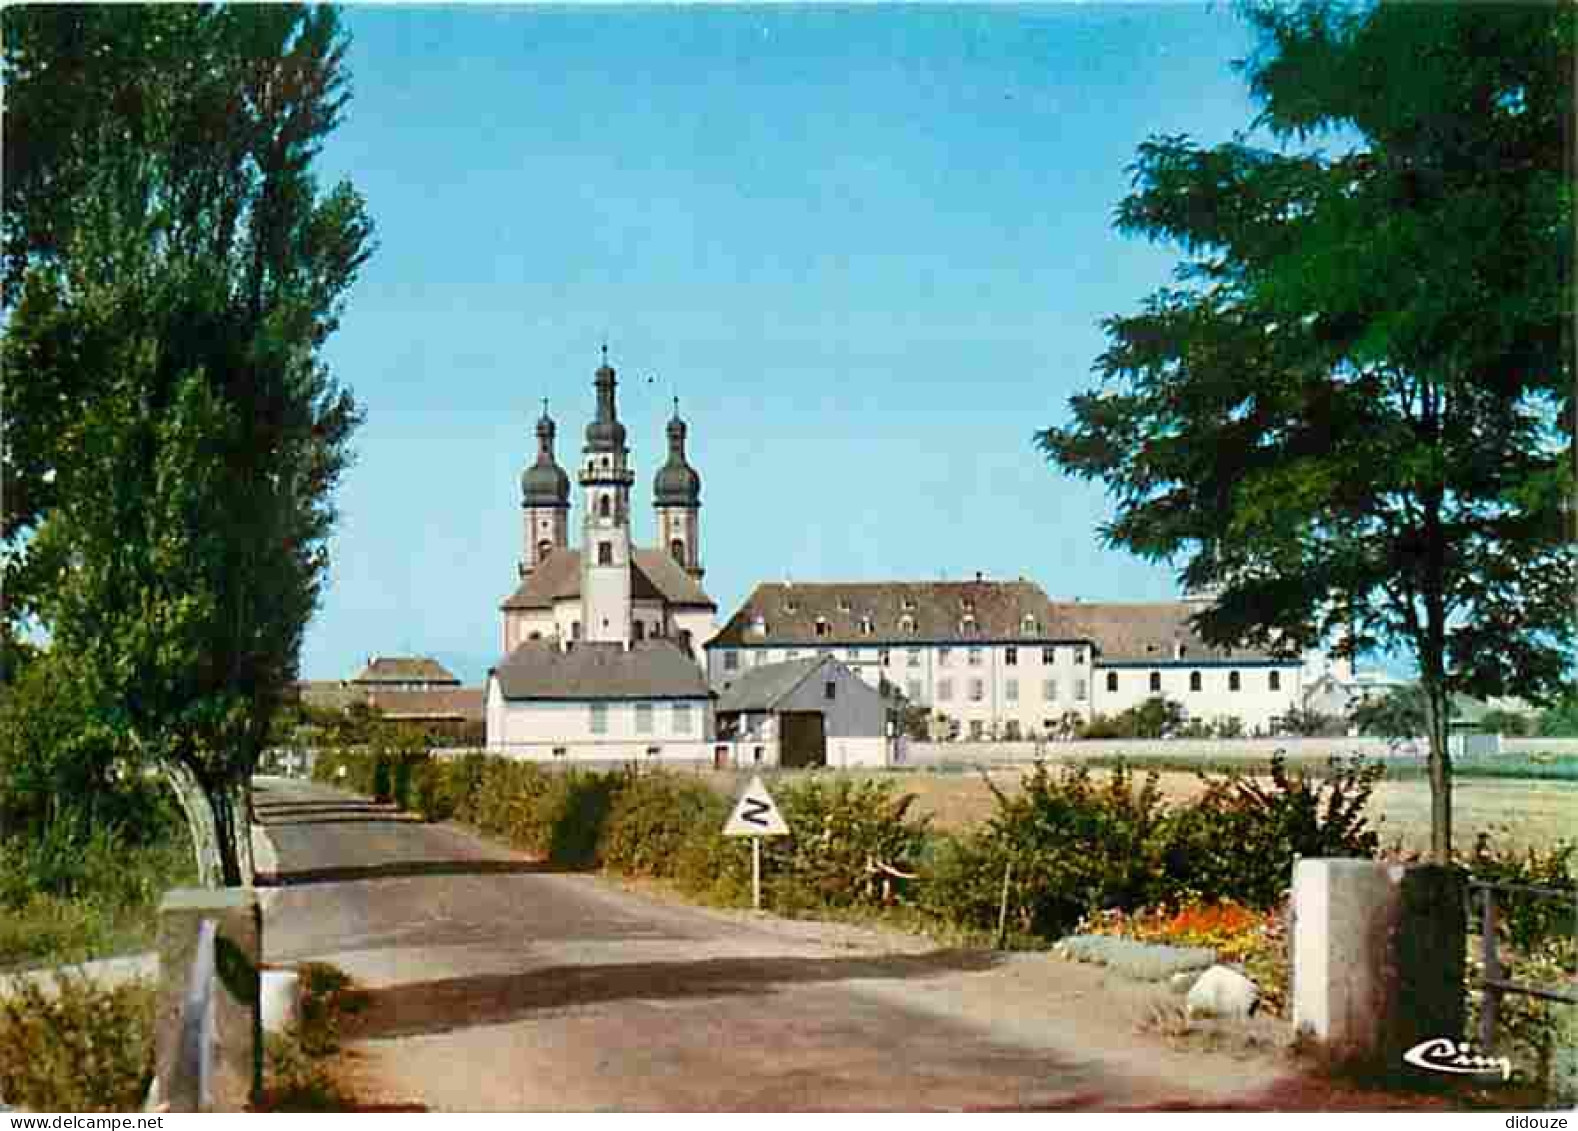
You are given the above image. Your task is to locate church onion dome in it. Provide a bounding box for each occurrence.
[654,405,701,507]
[521,410,570,507]
[584,359,628,452]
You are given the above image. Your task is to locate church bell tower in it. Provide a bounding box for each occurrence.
[578,349,634,644]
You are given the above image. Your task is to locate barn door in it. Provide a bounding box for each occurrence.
[780,712,826,769]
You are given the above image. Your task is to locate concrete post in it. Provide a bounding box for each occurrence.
[155,888,262,1112]
[1292,859,1465,1075]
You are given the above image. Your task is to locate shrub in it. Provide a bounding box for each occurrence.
[598,771,729,879]
[1463,834,1577,1103]
[762,776,931,910]
[1163,752,1381,909]
[0,973,155,1111]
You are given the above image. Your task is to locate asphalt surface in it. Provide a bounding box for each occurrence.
[254,776,1236,1111]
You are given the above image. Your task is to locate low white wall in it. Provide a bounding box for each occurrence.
[487,739,717,764]
[903,735,1578,764]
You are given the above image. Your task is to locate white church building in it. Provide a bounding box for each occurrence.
[485,353,719,763]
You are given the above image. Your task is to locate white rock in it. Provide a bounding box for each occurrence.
[1186,964,1259,1020]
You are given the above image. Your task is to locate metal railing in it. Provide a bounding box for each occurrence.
[1470,878,1578,1052]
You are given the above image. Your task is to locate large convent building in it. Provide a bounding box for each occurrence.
[705,580,1306,740]
[485,355,718,760]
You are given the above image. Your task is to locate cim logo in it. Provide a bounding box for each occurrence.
[1402,1037,1511,1080]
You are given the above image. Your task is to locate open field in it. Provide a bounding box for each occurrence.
[697,764,1576,856]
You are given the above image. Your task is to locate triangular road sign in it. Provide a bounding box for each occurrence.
[722,775,790,837]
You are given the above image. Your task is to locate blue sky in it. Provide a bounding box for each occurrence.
[305,3,1267,683]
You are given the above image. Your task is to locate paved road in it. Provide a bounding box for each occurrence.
[254,776,1252,1111]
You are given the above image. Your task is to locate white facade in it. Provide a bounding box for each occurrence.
[485,677,714,763]
[1095,662,1303,734]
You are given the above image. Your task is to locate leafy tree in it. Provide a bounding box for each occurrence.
[1127,696,1186,739]
[1351,685,1430,743]
[1536,691,1578,738]
[1275,703,1343,737]
[1,6,374,885]
[1477,708,1532,739]
[1039,3,1574,861]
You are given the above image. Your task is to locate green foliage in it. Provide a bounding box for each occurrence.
[1038,1,1576,863]
[763,776,932,909]
[1168,753,1381,908]
[0,973,155,1111]
[1464,835,1577,1105]
[1351,685,1430,741]
[1536,691,1578,737]
[597,772,730,878]
[1,5,375,886]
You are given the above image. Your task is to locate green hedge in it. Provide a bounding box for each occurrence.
[313,749,1384,942]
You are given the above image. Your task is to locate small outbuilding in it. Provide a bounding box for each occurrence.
[714,655,890,769]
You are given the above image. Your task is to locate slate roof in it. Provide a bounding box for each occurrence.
[707,582,1287,666]
[500,548,715,612]
[1056,601,1281,665]
[707,580,1085,647]
[715,656,830,714]
[367,687,485,722]
[350,656,461,686]
[490,639,712,701]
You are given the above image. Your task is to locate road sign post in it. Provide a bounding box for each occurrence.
[722,775,789,912]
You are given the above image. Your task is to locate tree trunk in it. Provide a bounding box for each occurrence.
[1421,680,1453,864]
[161,759,255,888]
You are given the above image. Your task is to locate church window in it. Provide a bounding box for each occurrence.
[1005,647,1018,666]
[537,540,553,561]
[1006,679,1019,702]
[572,621,582,640]
[553,746,567,759]
[1074,678,1088,701]
[783,599,798,613]
[961,597,975,612]
[1043,679,1058,701]
[1150,671,1162,693]
[1022,614,1039,634]
[589,704,608,734]
[967,647,982,667]
[1269,670,1281,691]
[907,648,922,667]
[899,615,916,635]
[1074,647,1087,665]
[814,618,830,638]
[670,538,685,563]
[1042,646,1056,664]
[633,621,645,642]
[1230,671,1242,692]
[960,616,978,635]
[724,650,739,671]
[901,596,916,611]
[859,617,874,636]
[837,597,851,612]
[1106,672,1118,692]
[635,703,654,734]
[1190,671,1203,692]
[597,541,613,566]
[672,702,693,734]
[825,681,836,701]
[598,495,611,519]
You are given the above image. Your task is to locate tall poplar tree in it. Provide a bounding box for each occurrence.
[2,5,375,884]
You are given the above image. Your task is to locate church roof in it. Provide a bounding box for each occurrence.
[490,639,712,701]
[500,547,715,612]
